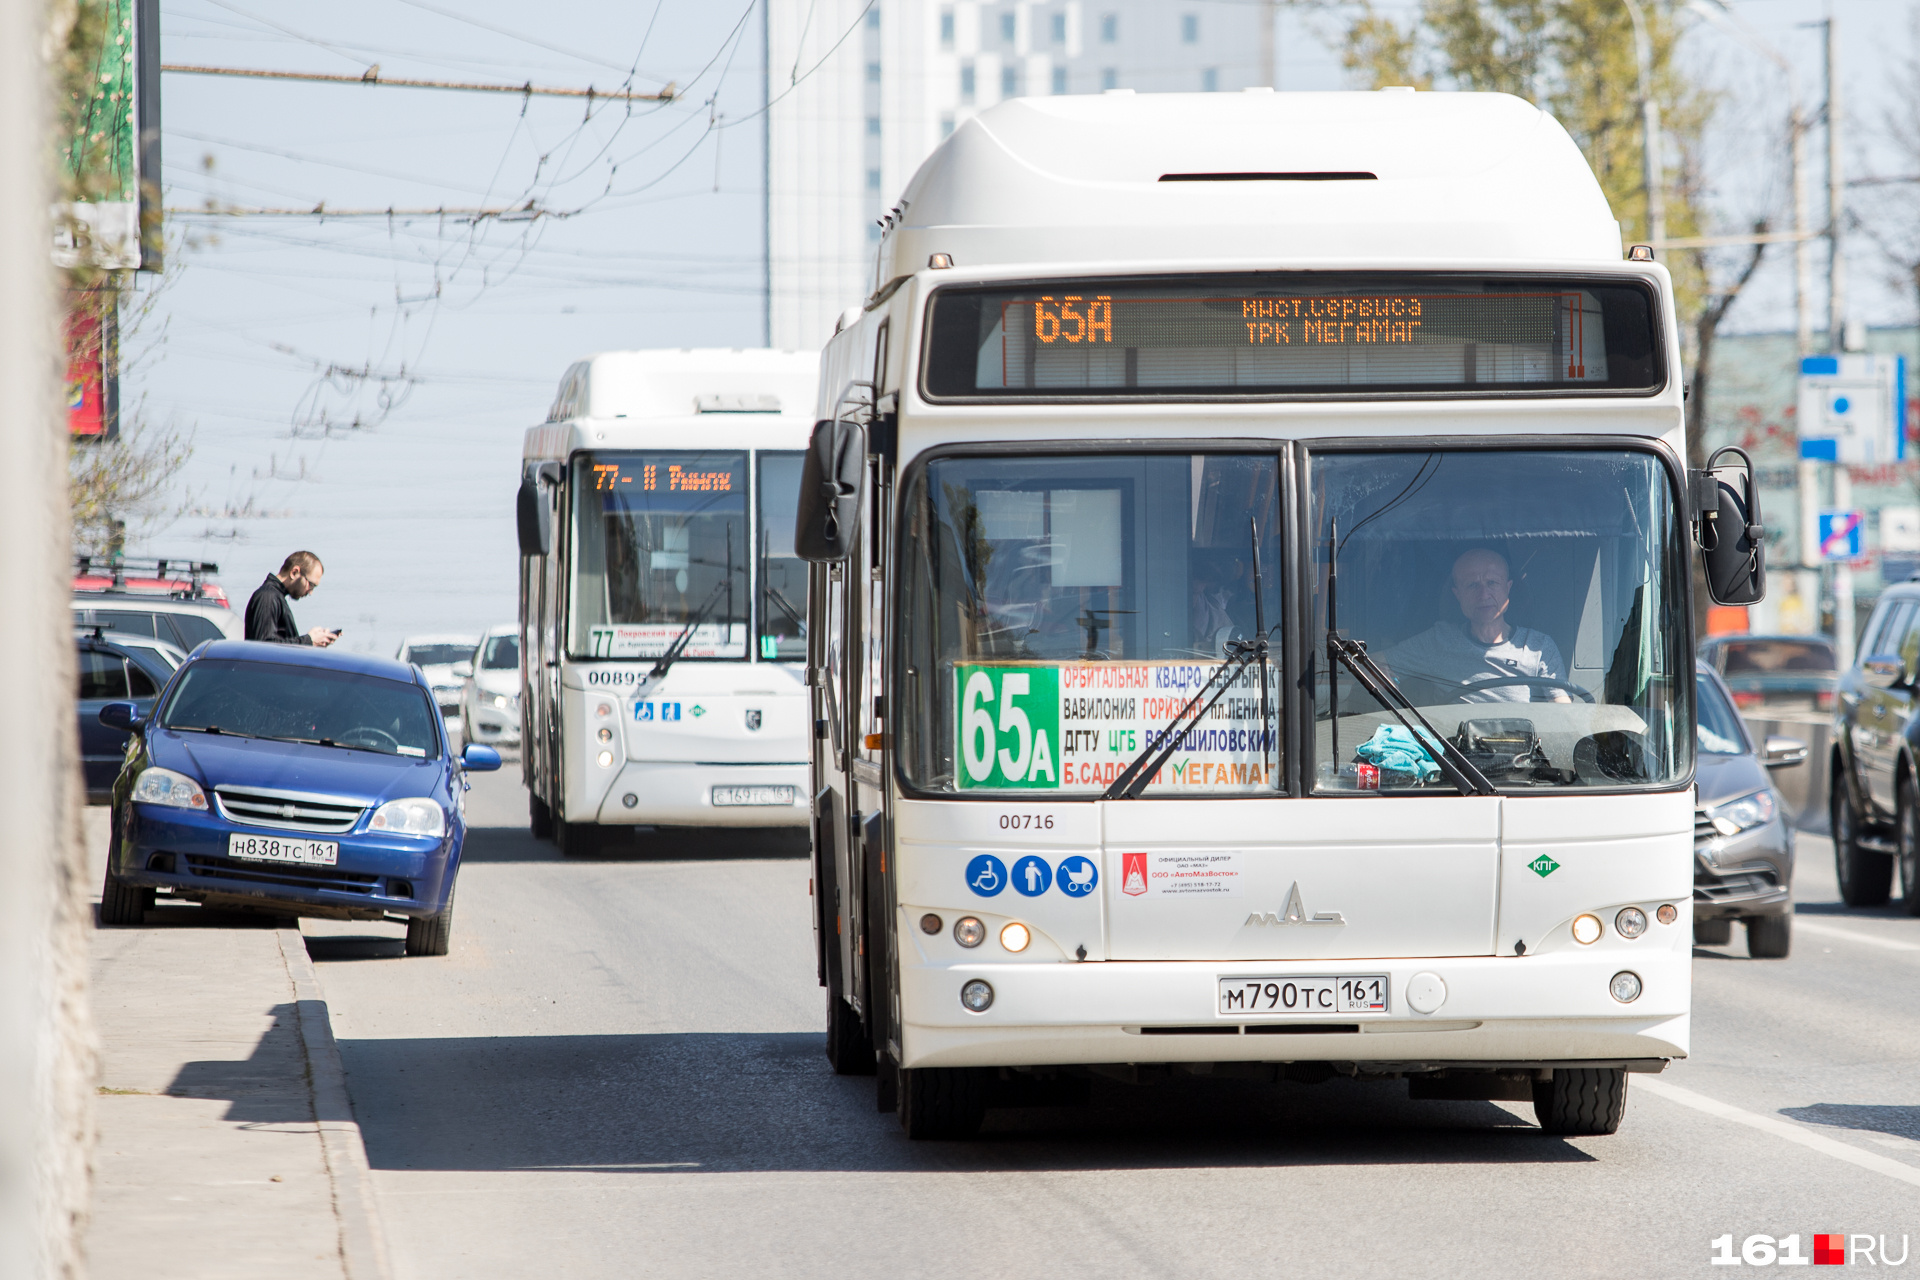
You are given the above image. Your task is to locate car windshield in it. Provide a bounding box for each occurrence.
[1696,670,1748,755]
[569,450,749,660]
[897,452,1283,795]
[160,658,440,757]
[1718,638,1835,674]
[480,634,519,670]
[404,644,474,667]
[1311,448,1688,791]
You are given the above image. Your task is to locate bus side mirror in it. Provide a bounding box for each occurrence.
[1693,446,1765,607]
[795,419,865,562]
[516,464,558,557]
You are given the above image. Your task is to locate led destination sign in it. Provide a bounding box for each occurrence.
[924,275,1661,398]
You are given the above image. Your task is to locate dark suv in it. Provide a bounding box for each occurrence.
[1831,583,1920,912]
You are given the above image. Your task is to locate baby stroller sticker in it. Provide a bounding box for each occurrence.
[1058,856,1098,897]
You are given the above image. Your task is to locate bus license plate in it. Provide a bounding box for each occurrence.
[228,833,338,866]
[1219,975,1388,1016]
[711,785,796,807]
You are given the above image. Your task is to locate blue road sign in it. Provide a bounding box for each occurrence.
[1819,510,1864,562]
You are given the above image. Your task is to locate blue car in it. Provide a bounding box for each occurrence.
[98,640,500,955]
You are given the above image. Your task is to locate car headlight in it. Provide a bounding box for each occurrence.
[485,692,515,710]
[1710,789,1777,837]
[132,767,208,811]
[368,797,447,838]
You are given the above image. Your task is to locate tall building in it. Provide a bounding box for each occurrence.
[767,1,1283,351]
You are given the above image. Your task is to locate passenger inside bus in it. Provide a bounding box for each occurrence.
[1378,547,1573,704]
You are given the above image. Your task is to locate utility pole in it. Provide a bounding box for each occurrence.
[1260,0,1279,89]
[1822,15,1857,660]
[1622,0,1665,250]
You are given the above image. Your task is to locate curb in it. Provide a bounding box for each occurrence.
[276,927,394,1280]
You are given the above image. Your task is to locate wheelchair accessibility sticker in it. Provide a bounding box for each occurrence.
[965,854,1007,897]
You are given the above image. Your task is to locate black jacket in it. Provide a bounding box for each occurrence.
[244,574,310,644]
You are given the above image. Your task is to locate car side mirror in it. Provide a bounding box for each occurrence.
[98,701,142,732]
[1862,655,1905,690]
[461,743,502,772]
[1692,446,1765,606]
[516,462,560,557]
[795,418,865,562]
[452,661,474,678]
[1762,736,1808,770]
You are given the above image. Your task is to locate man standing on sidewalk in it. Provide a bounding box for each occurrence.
[246,550,339,646]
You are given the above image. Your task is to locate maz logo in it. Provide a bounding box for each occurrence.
[1245,882,1345,927]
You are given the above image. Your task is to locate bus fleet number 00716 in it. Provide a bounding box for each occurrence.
[1219,976,1389,1016]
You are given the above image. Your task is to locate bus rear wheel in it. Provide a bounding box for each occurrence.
[899,1066,987,1140]
[1532,1067,1626,1136]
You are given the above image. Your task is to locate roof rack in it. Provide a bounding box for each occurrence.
[73,555,224,600]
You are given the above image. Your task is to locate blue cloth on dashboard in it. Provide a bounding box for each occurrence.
[1353,723,1442,781]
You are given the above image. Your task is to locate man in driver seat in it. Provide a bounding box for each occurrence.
[1380,547,1571,703]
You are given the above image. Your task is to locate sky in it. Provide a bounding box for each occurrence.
[126,0,1920,654]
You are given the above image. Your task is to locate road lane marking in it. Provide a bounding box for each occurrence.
[1637,1077,1920,1188]
[1794,918,1920,952]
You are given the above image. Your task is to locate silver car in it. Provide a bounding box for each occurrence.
[396,634,479,732]
[460,625,521,748]
[1694,662,1806,957]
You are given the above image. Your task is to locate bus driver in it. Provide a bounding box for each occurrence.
[1379,547,1571,704]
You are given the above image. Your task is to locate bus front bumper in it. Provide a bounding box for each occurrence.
[897,949,1688,1070]
[592,761,809,827]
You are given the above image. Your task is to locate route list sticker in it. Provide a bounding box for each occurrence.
[1120,851,1243,898]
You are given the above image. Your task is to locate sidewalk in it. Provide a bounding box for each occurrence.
[83,809,389,1280]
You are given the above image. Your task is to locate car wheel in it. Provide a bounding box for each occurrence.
[1745,913,1792,959]
[826,994,874,1076]
[1532,1067,1627,1136]
[529,791,554,839]
[1833,770,1894,907]
[898,1066,988,1140]
[1694,917,1733,946]
[1900,773,1920,917]
[98,870,151,927]
[405,890,455,957]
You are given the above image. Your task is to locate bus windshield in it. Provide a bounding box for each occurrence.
[569,451,749,660]
[757,452,806,661]
[1312,448,1687,791]
[898,452,1283,796]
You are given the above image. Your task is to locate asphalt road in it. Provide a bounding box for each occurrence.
[303,772,1920,1279]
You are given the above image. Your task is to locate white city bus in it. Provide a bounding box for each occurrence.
[517,349,819,855]
[799,91,1765,1138]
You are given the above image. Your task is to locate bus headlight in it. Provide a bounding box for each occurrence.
[953,917,984,948]
[1656,904,1678,926]
[1609,971,1643,1003]
[596,751,614,768]
[369,797,446,838]
[1571,914,1603,945]
[999,922,1030,952]
[1615,906,1648,939]
[960,979,994,1012]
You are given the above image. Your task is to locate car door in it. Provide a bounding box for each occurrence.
[76,644,132,794]
[1860,599,1916,818]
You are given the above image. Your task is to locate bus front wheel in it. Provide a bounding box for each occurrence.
[899,1066,987,1140]
[529,792,554,839]
[556,821,600,857]
[826,995,874,1076]
[1532,1067,1626,1136]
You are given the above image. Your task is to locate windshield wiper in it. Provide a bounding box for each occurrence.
[1324,519,1494,797]
[648,578,731,682]
[1104,519,1275,801]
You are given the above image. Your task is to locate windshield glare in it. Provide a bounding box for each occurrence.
[899,453,1283,796]
[161,659,440,757]
[569,451,749,660]
[1313,449,1686,791]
